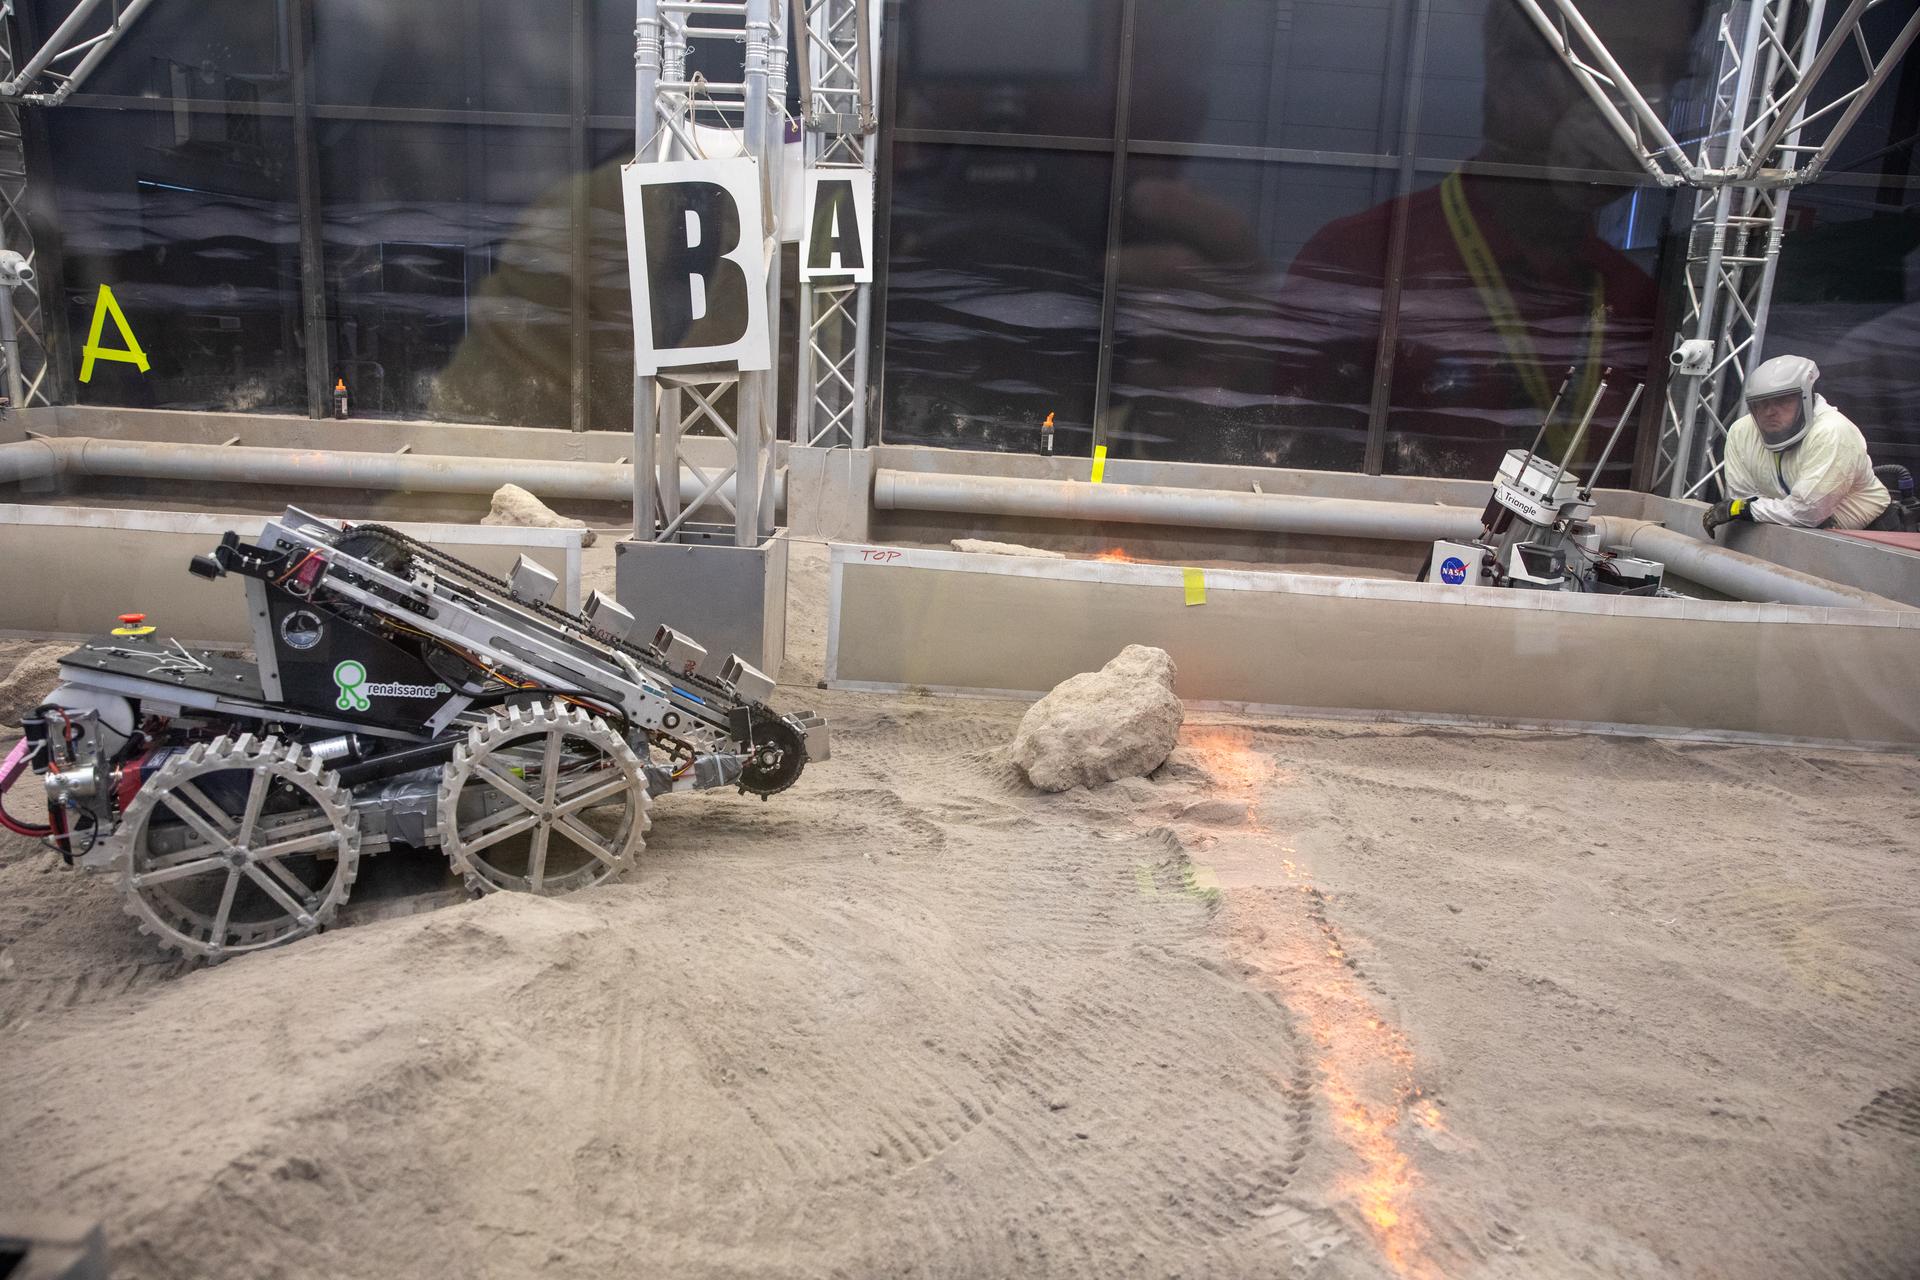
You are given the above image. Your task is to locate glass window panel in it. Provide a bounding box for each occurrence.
[1413,0,1710,173]
[1130,0,1401,153]
[893,0,1120,139]
[1762,184,1920,477]
[27,0,291,102]
[1370,173,1671,482]
[312,0,570,114]
[881,143,1111,452]
[1108,156,1396,470]
[42,108,304,413]
[319,121,578,427]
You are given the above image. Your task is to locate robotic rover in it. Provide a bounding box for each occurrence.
[0,508,826,960]
[1426,371,1670,595]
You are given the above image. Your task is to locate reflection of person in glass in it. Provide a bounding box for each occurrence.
[1702,355,1894,536]
[1288,2,1698,480]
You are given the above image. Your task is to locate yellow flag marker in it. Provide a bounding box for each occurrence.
[1183,568,1206,606]
[1090,444,1108,484]
[78,283,151,383]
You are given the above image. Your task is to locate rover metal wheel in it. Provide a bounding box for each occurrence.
[436,701,650,896]
[117,735,361,959]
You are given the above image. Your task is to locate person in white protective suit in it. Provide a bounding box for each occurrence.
[1703,355,1894,538]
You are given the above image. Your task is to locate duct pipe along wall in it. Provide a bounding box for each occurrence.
[0,437,783,508]
[871,468,1904,612]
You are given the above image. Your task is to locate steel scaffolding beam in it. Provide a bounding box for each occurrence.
[1512,0,1917,499]
[791,0,875,449]
[0,0,161,107]
[1510,0,1918,190]
[0,2,52,411]
[631,0,787,546]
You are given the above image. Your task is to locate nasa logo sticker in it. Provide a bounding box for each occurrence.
[1440,556,1469,585]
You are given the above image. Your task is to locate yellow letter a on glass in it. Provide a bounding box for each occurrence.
[78,283,150,383]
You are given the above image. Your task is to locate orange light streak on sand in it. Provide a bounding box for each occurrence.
[1257,890,1442,1279]
[1190,729,1444,1279]
[1182,726,1278,794]
[1093,546,1137,563]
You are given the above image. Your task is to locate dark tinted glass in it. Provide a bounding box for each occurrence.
[1366,173,1669,481]
[1130,0,1403,153]
[893,0,1121,139]
[1764,184,1920,476]
[43,107,304,413]
[312,0,570,114]
[1415,0,1708,173]
[1107,157,1395,469]
[318,121,578,427]
[881,143,1111,452]
[27,0,290,102]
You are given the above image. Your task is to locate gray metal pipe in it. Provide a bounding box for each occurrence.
[1589,518,1897,610]
[872,467,1905,611]
[873,468,1484,543]
[0,437,781,510]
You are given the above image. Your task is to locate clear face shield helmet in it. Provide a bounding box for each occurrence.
[1743,355,1819,452]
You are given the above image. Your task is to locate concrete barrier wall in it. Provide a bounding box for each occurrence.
[0,505,584,646]
[826,546,1920,749]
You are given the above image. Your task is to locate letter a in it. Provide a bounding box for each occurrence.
[78,283,150,383]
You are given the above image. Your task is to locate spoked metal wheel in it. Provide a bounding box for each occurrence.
[117,734,361,959]
[436,701,650,896]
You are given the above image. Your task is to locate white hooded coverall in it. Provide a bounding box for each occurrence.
[1722,395,1890,530]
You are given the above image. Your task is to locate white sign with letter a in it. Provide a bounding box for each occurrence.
[622,157,770,375]
[800,169,874,284]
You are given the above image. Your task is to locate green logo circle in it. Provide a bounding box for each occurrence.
[333,660,369,711]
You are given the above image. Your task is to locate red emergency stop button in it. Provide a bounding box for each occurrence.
[118,613,145,625]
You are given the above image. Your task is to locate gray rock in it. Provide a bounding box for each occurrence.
[950,538,1066,558]
[1011,645,1183,792]
[482,484,595,546]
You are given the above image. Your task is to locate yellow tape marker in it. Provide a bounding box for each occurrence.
[1090,444,1107,484]
[1183,567,1206,606]
[78,283,151,383]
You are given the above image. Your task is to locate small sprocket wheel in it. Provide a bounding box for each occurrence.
[117,734,361,960]
[436,700,650,896]
[739,715,809,798]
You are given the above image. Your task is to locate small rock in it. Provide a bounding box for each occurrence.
[950,538,1066,558]
[1446,903,1463,914]
[482,483,595,546]
[1011,645,1183,793]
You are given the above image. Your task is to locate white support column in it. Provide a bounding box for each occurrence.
[793,0,877,450]
[630,0,786,546]
[0,3,49,411]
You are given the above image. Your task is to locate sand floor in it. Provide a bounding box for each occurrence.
[2,538,1918,1279]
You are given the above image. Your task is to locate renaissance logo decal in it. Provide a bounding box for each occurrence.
[332,661,449,712]
[1440,557,1469,585]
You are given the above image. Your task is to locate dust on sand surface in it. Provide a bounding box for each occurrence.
[2,541,1919,1279]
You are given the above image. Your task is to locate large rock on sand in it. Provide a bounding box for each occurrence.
[1011,645,1183,792]
[482,484,595,546]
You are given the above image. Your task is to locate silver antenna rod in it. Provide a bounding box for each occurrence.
[1582,381,1644,499]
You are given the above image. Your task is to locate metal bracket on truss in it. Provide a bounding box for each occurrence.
[790,0,876,451]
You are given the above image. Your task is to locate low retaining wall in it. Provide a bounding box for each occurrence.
[825,545,1920,749]
[0,505,585,646]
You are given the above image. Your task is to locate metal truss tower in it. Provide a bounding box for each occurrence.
[631,0,787,547]
[1512,0,1920,499]
[791,0,875,449]
[0,0,162,411]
